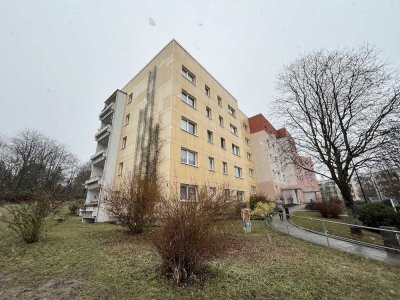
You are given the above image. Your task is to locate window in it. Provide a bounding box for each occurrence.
[230,124,238,135]
[181,117,197,135]
[220,137,226,149]
[245,137,250,145]
[208,157,215,171]
[181,148,197,166]
[205,85,210,96]
[209,187,216,198]
[228,105,236,116]
[181,66,195,84]
[121,136,127,149]
[243,123,248,131]
[207,130,213,143]
[206,106,212,119]
[222,162,228,175]
[118,162,124,176]
[180,90,196,108]
[237,191,244,202]
[218,96,222,107]
[232,144,240,156]
[234,166,242,178]
[128,93,133,104]
[219,116,224,127]
[251,186,257,195]
[247,152,252,160]
[180,184,197,200]
[249,168,254,177]
[125,114,130,125]
[224,189,230,201]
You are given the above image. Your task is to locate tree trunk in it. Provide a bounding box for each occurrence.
[337,182,356,218]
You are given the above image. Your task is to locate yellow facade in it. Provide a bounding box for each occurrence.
[116,40,257,200]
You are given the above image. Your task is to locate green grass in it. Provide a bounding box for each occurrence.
[1,209,400,299]
[291,210,384,246]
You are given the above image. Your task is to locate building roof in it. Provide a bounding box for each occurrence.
[248,113,289,138]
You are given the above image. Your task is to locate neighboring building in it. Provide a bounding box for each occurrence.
[249,114,320,204]
[319,178,362,202]
[81,40,319,223]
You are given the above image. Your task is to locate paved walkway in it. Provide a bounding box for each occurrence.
[270,204,400,266]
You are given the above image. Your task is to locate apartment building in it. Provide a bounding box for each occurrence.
[81,40,318,223]
[249,114,320,204]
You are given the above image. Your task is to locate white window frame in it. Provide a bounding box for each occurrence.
[206,106,212,119]
[125,114,130,126]
[181,117,197,135]
[230,124,238,135]
[219,116,224,127]
[205,85,210,97]
[180,184,198,201]
[181,66,195,84]
[222,162,228,175]
[228,105,236,117]
[121,136,127,149]
[118,162,124,176]
[249,168,254,177]
[208,157,215,171]
[180,90,196,108]
[237,191,244,202]
[247,152,252,160]
[207,130,213,143]
[251,186,257,195]
[234,166,242,178]
[232,144,240,156]
[181,148,197,166]
[220,137,226,149]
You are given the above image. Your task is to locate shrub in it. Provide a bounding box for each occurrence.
[249,193,269,210]
[251,202,276,220]
[305,200,320,210]
[153,186,233,284]
[357,202,399,228]
[318,198,343,218]
[68,203,80,215]
[104,172,161,234]
[0,190,64,243]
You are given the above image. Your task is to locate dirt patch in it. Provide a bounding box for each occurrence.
[0,274,80,300]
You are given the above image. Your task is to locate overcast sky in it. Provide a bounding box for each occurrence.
[1,0,399,161]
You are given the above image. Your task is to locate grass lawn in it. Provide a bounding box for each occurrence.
[1,210,400,299]
[291,210,385,246]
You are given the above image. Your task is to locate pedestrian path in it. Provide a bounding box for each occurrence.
[270,204,400,266]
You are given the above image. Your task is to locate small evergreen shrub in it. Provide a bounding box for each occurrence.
[68,203,80,215]
[357,202,399,228]
[319,198,343,218]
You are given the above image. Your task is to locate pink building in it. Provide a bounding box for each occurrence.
[249,114,320,203]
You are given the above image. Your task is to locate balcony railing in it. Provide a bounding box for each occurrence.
[99,103,115,119]
[90,150,107,166]
[95,125,111,140]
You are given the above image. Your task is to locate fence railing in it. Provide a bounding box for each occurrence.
[286,213,400,253]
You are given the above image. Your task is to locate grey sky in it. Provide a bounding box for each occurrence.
[1,0,399,161]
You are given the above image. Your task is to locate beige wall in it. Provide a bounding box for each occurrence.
[113,40,257,201]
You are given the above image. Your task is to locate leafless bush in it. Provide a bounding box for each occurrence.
[104,172,162,234]
[153,185,235,284]
[0,190,64,243]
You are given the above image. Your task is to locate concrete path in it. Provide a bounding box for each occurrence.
[270,204,400,266]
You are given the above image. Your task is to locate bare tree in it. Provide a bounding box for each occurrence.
[0,130,78,201]
[275,45,400,215]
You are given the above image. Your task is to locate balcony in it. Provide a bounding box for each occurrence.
[99,103,115,124]
[95,125,112,145]
[90,150,107,166]
[84,176,102,190]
